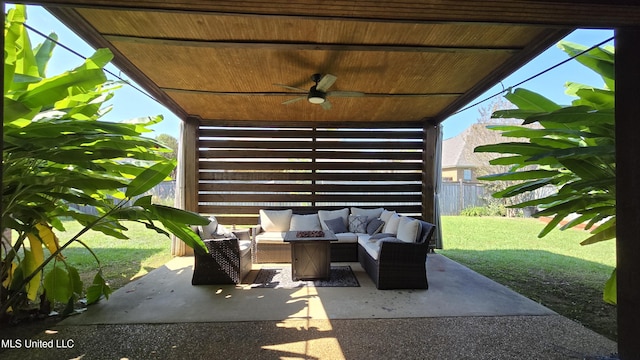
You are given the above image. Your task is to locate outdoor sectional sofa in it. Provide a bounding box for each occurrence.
[252,207,436,289]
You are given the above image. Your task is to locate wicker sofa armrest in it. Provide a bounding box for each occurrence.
[204,236,240,251]
[416,220,436,244]
[251,224,263,263]
[251,224,263,239]
[378,240,429,265]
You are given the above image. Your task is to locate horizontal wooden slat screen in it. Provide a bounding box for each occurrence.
[198,122,426,226]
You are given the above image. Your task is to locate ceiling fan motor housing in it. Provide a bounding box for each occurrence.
[307,85,326,104]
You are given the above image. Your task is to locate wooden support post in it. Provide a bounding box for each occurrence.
[171,116,199,256]
[422,120,437,223]
[615,27,640,359]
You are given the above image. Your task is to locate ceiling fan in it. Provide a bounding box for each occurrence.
[275,74,365,110]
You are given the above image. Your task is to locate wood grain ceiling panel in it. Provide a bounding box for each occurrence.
[44,2,580,124]
[166,90,455,122]
[76,8,543,48]
[108,39,514,94]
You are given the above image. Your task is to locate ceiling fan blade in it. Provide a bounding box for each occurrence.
[316,74,337,92]
[274,84,307,92]
[320,100,332,110]
[282,96,306,105]
[328,90,365,97]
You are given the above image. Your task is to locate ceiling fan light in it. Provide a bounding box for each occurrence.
[307,85,326,104]
[308,95,325,104]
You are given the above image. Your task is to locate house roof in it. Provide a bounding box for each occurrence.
[442,128,473,169]
[443,121,544,169]
[35,1,639,126]
[442,123,489,169]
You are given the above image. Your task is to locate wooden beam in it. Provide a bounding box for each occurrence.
[199,171,421,182]
[104,35,523,54]
[199,127,425,138]
[163,87,463,98]
[35,1,640,27]
[199,119,426,128]
[615,27,640,360]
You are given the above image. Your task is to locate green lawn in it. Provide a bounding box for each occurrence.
[48,221,174,290]
[438,216,617,341]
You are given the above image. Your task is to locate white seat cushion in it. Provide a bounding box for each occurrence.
[290,213,322,231]
[359,238,381,260]
[239,240,252,256]
[255,231,287,244]
[259,209,292,232]
[357,233,372,243]
[198,216,219,239]
[334,232,357,243]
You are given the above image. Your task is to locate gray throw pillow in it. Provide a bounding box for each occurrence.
[348,215,368,233]
[324,217,349,234]
[366,218,385,235]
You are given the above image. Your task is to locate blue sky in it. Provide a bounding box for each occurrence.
[22,5,614,140]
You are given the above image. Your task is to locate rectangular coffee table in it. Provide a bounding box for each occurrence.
[284,230,338,280]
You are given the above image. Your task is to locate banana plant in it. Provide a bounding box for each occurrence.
[1,5,209,320]
[474,41,617,304]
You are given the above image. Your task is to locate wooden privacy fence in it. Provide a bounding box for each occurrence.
[439,181,488,215]
[198,122,429,226]
[69,174,485,218]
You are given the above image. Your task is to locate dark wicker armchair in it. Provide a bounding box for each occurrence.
[192,237,252,285]
[358,219,435,290]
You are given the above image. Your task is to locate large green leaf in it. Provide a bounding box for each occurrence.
[525,107,614,126]
[478,169,559,181]
[559,158,615,181]
[86,271,112,304]
[125,161,176,197]
[580,226,617,245]
[565,83,614,109]
[603,269,617,305]
[475,142,554,156]
[527,146,615,165]
[3,97,35,122]
[19,68,108,109]
[493,178,556,198]
[158,218,207,254]
[4,6,23,91]
[492,109,546,120]
[34,32,58,77]
[43,266,73,303]
[66,265,84,297]
[504,88,561,112]
[496,127,598,140]
[146,204,210,225]
[558,41,614,90]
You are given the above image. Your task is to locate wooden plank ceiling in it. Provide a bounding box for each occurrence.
[39,1,637,124]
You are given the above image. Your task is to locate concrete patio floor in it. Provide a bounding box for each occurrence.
[0,254,617,359]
